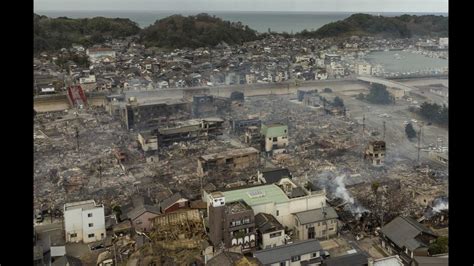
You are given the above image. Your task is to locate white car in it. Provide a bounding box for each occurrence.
[411,119,418,123]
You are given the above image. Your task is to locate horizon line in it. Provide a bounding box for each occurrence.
[34,9,449,14]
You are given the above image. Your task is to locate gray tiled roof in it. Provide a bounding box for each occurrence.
[254,239,322,264]
[126,205,161,220]
[322,252,368,266]
[255,213,284,233]
[159,192,186,211]
[413,256,448,266]
[381,216,436,251]
[295,207,338,225]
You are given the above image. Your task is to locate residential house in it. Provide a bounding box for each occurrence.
[371,255,404,266]
[356,63,372,76]
[322,252,369,266]
[254,239,323,266]
[380,216,438,264]
[125,202,161,232]
[64,200,106,243]
[257,168,292,184]
[410,255,448,266]
[255,213,286,249]
[261,123,289,154]
[159,192,189,214]
[197,148,260,176]
[294,206,339,240]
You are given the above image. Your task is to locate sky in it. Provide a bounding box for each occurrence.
[34,0,448,13]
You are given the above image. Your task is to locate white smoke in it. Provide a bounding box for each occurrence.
[432,197,448,213]
[316,173,368,215]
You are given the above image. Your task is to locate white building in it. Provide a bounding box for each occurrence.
[64,200,106,243]
[355,63,372,76]
[204,179,327,229]
[86,48,116,62]
[439,37,448,47]
[79,75,96,84]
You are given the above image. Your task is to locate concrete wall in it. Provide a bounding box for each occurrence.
[295,218,338,240]
[65,206,105,243]
[262,229,286,249]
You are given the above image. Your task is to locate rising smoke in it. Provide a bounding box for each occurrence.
[314,172,369,215]
[432,196,448,213]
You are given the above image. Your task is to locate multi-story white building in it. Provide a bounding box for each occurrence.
[204,178,327,229]
[64,200,106,243]
[86,48,116,62]
[355,63,372,76]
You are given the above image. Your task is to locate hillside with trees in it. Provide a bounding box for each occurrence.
[296,13,448,39]
[34,13,140,54]
[140,13,259,48]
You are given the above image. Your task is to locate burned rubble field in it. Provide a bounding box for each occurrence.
[34,94,447,229]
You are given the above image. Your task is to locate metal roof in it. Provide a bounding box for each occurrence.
[222,184,288,207]
[254,239,322,264]
[322,252,368,266]
[295,207,338,225]
[380,216,436,251]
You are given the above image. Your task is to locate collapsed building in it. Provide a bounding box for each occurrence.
[230,118,262,135]
[137,118,225,155]
[197,147,260,176]
[120,98,190,130]
[192,95,231,118]
[364,140,386,167]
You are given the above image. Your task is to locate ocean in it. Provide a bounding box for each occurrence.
[34,10,448,33]
[364,51,448,74]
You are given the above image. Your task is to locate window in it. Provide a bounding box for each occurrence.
[276,210,279,216]
[88,223,94,227]
[270,232,282,238]
[243,218,250,224]
[88,213,93,217]
[312,252,318,258]
[273,137,277,142]
[280,262,286,266]
[70,233,77,238]
[236,220,241,226]
[88,233,95,238]
[291,255,300,262]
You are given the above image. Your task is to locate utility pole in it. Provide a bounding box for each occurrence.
[362,115,365,137]
[98,159,103,188]
[75,127,80,152]
[382,120,386,140]
[417,124,423,164]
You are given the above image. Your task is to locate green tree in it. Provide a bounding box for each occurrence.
[429,236,448,255]
[366,83,394,104]
[405,123,417,140]
[333,96,344,107]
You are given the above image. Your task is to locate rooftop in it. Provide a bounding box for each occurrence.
[226,200,253,214]
[222,183,289,207]
[381,216,436,251]
[64,200,102,211]
[295,207,339,225]
[322,252,368,266]
[200,147,259,161]
[254,239,322,265]
[255,213,284,233]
